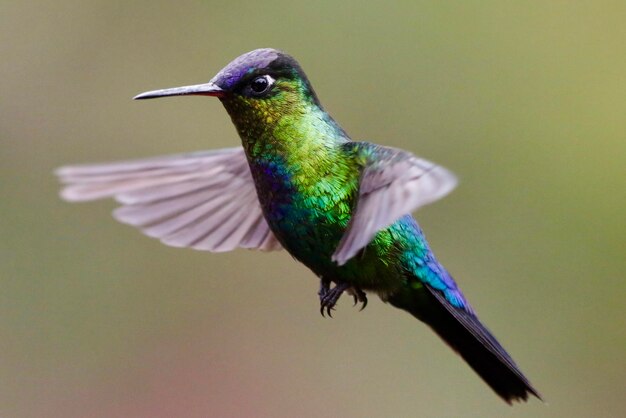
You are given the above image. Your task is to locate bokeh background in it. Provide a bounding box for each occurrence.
[2,2,625,417]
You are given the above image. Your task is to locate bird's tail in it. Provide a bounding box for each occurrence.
[389,286,542,404]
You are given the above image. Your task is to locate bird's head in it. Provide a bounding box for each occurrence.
[134,48,322,128]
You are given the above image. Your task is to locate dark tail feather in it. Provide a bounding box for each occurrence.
[390,287,542,404]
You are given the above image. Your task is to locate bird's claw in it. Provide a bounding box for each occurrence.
[318,279,367,317]
[351,287,368,311]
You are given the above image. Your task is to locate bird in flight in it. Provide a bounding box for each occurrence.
[57,48,541,403]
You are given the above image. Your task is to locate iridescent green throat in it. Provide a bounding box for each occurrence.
[218,77,352,188]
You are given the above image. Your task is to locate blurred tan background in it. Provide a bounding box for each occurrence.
[1,1,625,417]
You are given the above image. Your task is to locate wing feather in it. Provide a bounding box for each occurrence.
[332,144,456,265]
[56,147,282,253]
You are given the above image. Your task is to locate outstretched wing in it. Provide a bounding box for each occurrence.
[56,147,282,252]
[332,143,457,265]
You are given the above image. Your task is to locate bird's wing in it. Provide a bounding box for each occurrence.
[332,143,457,265]
[56,147,282,252]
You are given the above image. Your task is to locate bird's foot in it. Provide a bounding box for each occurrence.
[319,282,350,317]
[318,279,368,317]
[350,287,368,312]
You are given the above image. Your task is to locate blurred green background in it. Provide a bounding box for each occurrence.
[1,1,625,417]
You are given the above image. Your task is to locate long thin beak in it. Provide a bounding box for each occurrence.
[133,82,225,100]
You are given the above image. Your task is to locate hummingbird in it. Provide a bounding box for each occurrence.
[57,48,541,403]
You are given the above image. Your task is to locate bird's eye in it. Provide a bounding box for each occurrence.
[249,75,274,95]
